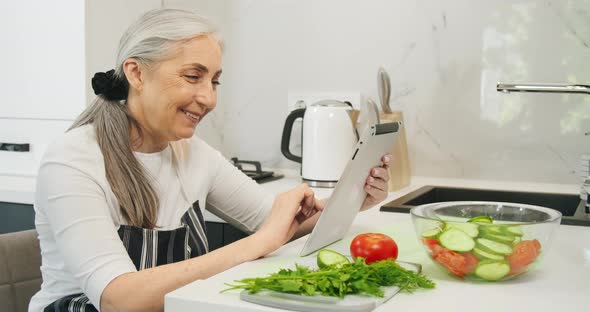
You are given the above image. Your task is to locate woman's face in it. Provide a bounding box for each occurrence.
[133,35,222,144]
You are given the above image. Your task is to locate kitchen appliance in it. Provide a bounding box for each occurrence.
[281,100,358,187]
[231,157,284,183]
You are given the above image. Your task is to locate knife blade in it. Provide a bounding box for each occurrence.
[378,67,393,113]
[367,97,381,125]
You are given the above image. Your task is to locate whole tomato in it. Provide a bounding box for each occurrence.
[350,233,398,264]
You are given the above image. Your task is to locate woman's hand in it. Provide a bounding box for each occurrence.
[255,184,319,254]
[360,154,392,211]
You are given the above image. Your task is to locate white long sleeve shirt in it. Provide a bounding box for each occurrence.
[29,125,274,311]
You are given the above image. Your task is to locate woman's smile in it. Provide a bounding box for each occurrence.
[180,108,201,124]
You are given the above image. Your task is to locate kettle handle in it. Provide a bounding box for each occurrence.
[281,108,305,163]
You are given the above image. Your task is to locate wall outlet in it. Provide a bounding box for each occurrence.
[287,91,362,112]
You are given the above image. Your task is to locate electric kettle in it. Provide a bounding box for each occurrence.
[281,100,358,187]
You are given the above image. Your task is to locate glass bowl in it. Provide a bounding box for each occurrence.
[410,201,561,282]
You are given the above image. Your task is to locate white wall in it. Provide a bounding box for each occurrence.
[88,0,228,154]
[2,0,589,190]
[161,0,233,155]
[168,0,590,185]
[85,0,161,105]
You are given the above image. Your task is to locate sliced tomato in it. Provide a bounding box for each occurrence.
[506,239,541,275]
[461,252,480,275]
[422,238,442,256]
[532,239,542,253]
[422,238,440,248]
[433,248,468,278]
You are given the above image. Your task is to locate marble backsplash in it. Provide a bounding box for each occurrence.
[166,0,590,185]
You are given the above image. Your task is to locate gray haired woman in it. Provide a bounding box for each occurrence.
[29,8,391,312]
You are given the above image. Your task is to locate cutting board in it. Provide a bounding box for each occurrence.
[240,259,421,312]
[379,111,411,191]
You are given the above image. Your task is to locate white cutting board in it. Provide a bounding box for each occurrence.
[239,259,421,312]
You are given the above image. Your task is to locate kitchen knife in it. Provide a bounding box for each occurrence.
[367,97,380,125]
[378,67,393,113]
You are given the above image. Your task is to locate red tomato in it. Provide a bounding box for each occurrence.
[422,238,440,249]
[461,252,479,275]
[506,240,541,275]
[422,238,443,257]
[432,248,467,278]
[350,233,398,264]
[429,244,479,278]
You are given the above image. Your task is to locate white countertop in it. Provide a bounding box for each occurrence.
[204,172,582,223]
[165,175,589,312]
[0,169,581,209]
[0,174,36,204]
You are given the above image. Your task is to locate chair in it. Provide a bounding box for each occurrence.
[0,230,42,312]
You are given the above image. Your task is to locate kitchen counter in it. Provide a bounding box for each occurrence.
[205,172,581,223]
[165,175,589,312]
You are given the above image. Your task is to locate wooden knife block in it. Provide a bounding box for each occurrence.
[379,111,411,191]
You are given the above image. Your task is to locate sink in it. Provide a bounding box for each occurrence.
[380,185,590,226]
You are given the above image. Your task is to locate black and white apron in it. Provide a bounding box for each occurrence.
[44,148,209,312]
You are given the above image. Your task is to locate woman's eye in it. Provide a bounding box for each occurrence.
[185,75,200,80]
[213,81,221,86]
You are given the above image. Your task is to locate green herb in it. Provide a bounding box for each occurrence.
[222,258,435,298]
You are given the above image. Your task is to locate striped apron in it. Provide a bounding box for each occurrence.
[43,200,209,312]
[44,147,210,311]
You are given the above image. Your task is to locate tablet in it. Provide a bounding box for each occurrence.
[299,122,401,256]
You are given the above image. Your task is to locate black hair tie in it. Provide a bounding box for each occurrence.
[91,69,129,101]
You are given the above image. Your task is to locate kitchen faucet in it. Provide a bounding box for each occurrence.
[578,177,590,217]
[497,81,590,223]
[496,82,590,94]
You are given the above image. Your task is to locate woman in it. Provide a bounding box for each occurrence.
[29,8,391,312]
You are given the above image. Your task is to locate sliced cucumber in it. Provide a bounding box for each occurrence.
[479,225,504,236]
[482,233,516,245]
[422,228,442,238]
[473,247,505,261]
[504,226,524,237]
[467,216,493,224]
[512,236,522,245]
[317,249,350,269]
[476,238,513,256]
[474,260,510,281]
[439,229,475,252]
[445,222,479,238]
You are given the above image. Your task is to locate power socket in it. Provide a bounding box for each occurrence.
[287,91,362,112]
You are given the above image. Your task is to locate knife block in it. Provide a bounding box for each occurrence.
[379,111,411,191]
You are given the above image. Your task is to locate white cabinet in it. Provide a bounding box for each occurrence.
[0,0,86,120]
[0,0,159,180]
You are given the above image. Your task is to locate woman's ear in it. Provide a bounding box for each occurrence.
[122,59,143,92]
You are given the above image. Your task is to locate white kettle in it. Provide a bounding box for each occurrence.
[281,100,358,187]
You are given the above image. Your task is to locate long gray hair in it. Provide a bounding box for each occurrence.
[70,8,220,228]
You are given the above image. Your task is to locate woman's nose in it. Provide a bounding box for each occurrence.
[196,82,216,108]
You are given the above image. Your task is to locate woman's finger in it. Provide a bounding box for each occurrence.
[364,183,387,202]
[294,210,308,224]
[292,184,317,223]
[369,167,390,182]
[381,154,392,169]
[366,176,388,192]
